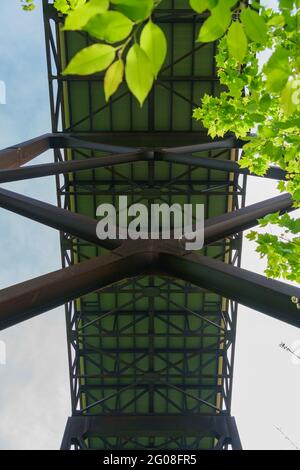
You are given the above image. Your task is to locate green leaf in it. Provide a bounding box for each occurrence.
[267,14,285,27]
[72,0,87,7]
[85,11,133,42]
[259,125,274,138]
[277,180,286,192]
[63,0,109,30]
[247,231,258,241]
[293,188,300,201]
[266,46,290,71]
[279,0,294,8]
[259,93,272,111]
[104,59,124,101]
[189,0,217,13]
[22,0,36,11]
[280,80,298,116]
[198,5,232,42]
[264,47,290,92]
[110,0,153,21]
[224,0,239,7]
[227,21,248,62]
[125,44,154,106]
[140,21,167,78]
[241,8,267,44]
[63,44,115,75]
[259,212,281,226]
[266,68,289,93]
[54,0,86,14]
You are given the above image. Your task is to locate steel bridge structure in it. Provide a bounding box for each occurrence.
[0,0,299,450]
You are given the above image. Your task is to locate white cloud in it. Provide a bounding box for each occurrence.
[0,0,70,450]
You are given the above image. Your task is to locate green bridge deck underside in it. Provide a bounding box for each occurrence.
[44,0,245,450]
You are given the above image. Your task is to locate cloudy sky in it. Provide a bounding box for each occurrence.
[0,0,299,450]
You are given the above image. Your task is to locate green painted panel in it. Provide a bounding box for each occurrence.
[56,0,238,450]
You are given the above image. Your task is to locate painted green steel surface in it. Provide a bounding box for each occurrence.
[54,0,239,449]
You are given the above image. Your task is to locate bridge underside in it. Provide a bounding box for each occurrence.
[0,0,299,451]
[44,0,245,450]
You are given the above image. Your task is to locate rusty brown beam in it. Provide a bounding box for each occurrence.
[179,193,294,247]
[0,134,51,169]
[161,151,286,180]
[204,193,294,244]
[159,251,300,328]
[0,250,155,330]
[0,187,120,250]
[0,151,144,183]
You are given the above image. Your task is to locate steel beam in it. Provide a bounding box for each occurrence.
[61,414,242,449]
[0,147,286,183]
[0,151,143,183]
[3,186,287,251]
[159,251,300,328]
[180,193,294,246]
[0,187,120,250]
[204,193,293,244]
[161,151,286,180]
[49,132,243,151]
[0,133,140,174]
[0,251,155,330]
[0,134,51,169]
[50,134,138,154]
[162,135,248,154]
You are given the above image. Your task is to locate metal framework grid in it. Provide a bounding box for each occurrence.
[0,0,299,451]
[43,0,245,450]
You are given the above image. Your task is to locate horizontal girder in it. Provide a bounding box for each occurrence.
[0,238,299,330]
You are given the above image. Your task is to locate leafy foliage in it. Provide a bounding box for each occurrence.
[54,0,87,14]
[84,11,133,43]
[104,58,124,100]
[125,43,154,106]
[21,0,35,10]
[189,0,218,14]
[227,20,247,63]
[53,0,167,106]
[240,7,267,44]
[23,0,300,282]
[63,43,115,75]
[193,1,300,282]
[247,212,300,283]
[110,0,154,21]
[197,3,232,42]
[63,0,109,30]
[140,20,167,78]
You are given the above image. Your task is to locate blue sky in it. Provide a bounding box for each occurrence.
[0,1,69,450]
[0,0,299,450]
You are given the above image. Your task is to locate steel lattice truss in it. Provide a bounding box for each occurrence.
[0,0,299,451]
